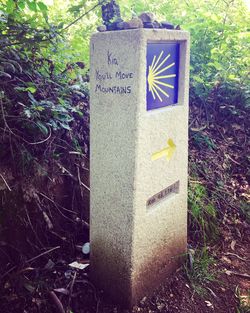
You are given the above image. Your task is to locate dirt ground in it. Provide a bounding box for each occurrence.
[0,211,249,313]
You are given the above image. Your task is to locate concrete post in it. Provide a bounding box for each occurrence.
[90,29,190,307]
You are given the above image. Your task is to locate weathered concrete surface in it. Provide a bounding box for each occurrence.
[90,29,190,307]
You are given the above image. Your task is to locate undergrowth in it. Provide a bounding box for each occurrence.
[188,182,218,243]
[0,0,91,281]
[184,247,216,296]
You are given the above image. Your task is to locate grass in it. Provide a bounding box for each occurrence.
[184,247,216,296]
[188,182,219,243]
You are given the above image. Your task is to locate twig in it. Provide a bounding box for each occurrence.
[0,173,11,191]
[49,291,65,313]
[68,271,77,308]
[0,124,52,145]
[224,252,249,262]
[77,166,84,197]
[205,287,218,299]
[42,211,54,230]
[226,154,241,165]
[38,192,75,214]
[62,0,106,32]
[16,267,35,275]
[96,297,101,313]
[189,179,205,185]
[0,265,16,280]
[56,162,90,191]
[38,191,77,224]
[0,36,55,49]
[28,127,52,145]
[25,207,45,248]
[227,271,250,279]
[25,246,60,264]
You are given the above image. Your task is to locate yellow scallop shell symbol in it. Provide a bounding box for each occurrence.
[148,51,176,102]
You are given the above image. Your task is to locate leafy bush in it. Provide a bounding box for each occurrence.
[0,0,90,169]
[0,0,90,268]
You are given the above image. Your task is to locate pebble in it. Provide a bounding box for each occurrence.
[143,21,160,29]
[107,23,116,31]
[153,21,161,28]
[139,12,155,23]
[106,18,124,31]
[97,25,107,32]
[143,22,154,28]
[113,18,124,30]
[123,18,143,29]
[116,22,125,30]
[160,21,175,29]
[82,242,90,254]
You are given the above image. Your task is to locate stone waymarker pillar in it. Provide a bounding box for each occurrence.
[90,29,190,306]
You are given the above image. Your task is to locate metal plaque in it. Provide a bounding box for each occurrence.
[147,180,180,208]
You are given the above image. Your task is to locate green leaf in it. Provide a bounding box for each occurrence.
[37,1,48,12]
[27,1,37,12]
[18,1,25,10]
[57,22,64,29]
[48,119,58,130]
[59,122,71,130]
[35,106,44,111]
[24,108,32,118]
[26,86,36,93]
[36,121,48,135]
[6,0,15,14]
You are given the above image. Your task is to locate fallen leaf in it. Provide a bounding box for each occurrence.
[54,288,69,295]
[69,261,89,270]
[231,240,236,251]
[221,256,232,264]
[205,300,214,309]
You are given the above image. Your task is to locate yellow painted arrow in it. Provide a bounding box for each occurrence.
[151,138,176,161]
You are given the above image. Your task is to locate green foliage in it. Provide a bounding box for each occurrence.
[3,0,248,108]
[193,133,217,150]
[185,247,216,295]
[240,201,250,222]
[188,183,218,243]
[0,0,90,176]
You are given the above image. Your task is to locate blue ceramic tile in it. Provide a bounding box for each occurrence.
[147,42,179,110]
